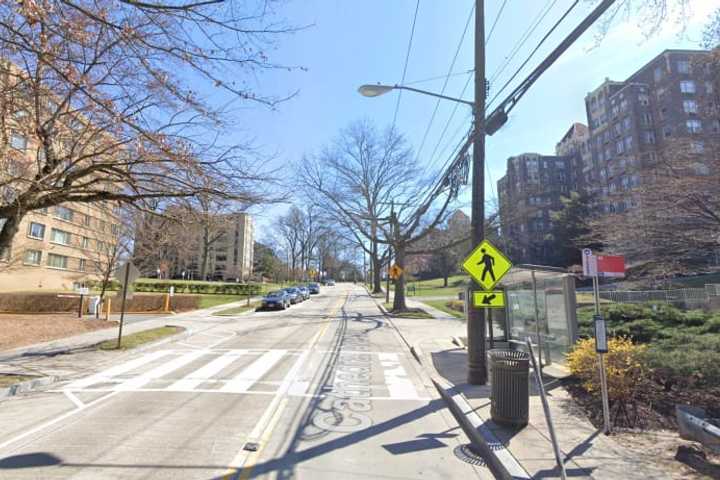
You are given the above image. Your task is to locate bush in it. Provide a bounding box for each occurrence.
[645,332,720,388]
[567,337,648,404]
[86,279,264,296]
[609,318,664,343]
[0,293,81,313]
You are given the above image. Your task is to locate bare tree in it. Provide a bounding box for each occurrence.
[0,1,293,253]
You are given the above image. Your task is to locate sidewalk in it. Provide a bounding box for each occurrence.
[379,296,671,480]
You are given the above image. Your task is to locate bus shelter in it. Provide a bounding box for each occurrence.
[498,264,578,370]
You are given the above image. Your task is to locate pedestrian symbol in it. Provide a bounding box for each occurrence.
[462,239,512,290]
[472,291,505,308]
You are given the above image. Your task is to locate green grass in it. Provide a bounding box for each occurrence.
[198,295,250,309]
[399,275,469,298]
[0,374,34,388]
[98,326,182,350]
[423,299,465,318]
[214,303,260,316]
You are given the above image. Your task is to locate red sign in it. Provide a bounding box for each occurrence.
[596,255,625,278]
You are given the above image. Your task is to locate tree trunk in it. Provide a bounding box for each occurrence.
[443,272,448,288]
[371,239,382,293]
[0,213,22,254]
[200,226,210,279]
[392,241,407,311]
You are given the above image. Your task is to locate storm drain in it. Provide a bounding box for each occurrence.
[453,444,486,466]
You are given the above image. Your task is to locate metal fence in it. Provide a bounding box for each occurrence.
[599,284,720,309]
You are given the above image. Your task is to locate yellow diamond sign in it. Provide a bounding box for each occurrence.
[473,291,505,309]
[389,264,403,280]
[462,239,512,291]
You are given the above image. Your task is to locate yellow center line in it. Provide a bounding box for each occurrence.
[222,291,348,479]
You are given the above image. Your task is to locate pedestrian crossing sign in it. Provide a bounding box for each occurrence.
[389,264,403,280]
[462,239,512,291]
[472,291,505,309]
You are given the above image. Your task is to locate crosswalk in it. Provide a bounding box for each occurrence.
[62,349,427,401]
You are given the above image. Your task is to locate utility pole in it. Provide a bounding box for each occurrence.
[467,0,487,385]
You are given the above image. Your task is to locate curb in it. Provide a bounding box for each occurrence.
[0,375,58,400]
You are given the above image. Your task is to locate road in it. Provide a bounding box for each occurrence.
[0,284,491,479]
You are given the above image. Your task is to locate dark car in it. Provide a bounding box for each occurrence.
[260,290,290,310]
[308,282,320,294]
[283,287,301,304]
[296,286,310,300]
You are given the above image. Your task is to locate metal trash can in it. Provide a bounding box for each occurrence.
[489,349,530,428]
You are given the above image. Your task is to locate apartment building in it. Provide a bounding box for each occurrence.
[204,213,254,281]
[497,153,574,264]
[0,203,119,291]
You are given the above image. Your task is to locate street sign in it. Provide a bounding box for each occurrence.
[472,291,505,308]
[462,239,512,291]
[594,314,608,353]
[389,264,403,280]
[582,250,625,278]
[115,261,141,285]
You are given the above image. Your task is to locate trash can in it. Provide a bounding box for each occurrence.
[489,349,530,428]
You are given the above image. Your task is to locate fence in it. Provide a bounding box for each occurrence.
[599,284,720,309]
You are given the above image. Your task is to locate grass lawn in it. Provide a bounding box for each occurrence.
[214,302,260,316]
[398,275,469,298]
[423,299,464,318]
[382,303,434,319]
[0,374,34,388]
[98,326,183,350]
[198,295,249,309]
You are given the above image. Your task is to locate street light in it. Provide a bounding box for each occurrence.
[358,84,475,108]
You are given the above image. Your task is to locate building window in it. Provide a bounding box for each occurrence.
[616,140,625,154]
[97,241,105,252]
[623,117,632,131]
[614,123,622,136]
[706,81,714,95]
[683,100,698,114]
[654,66,663,82]
[712,120,720,133]
[677,60,690,74]
[641,112,652,125]
[643,131,656,144]
[690,141,704,153]
[50,228,71,245]
[78,258,86,272]
[624,136,633,151]
[686,119,703,133]
[55,206,73,222]
[13,109,29,120]
[27,222,45,240]
[24,249,42,265]
[10,132,28,151]
[47,253,68,269]
[663,126,672,138]
[84,214,91,227]
[680,80,696,94]
[638,94,649,106]
[81,236,90,249]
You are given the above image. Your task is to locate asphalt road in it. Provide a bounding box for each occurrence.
[0,284,492,479]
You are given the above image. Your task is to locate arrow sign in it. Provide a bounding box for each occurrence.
[472,291,506,309]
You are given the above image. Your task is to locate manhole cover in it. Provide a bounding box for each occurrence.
[453,444,486,466]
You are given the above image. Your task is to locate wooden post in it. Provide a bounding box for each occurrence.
[164,293,170,312]
[106,297,111,321]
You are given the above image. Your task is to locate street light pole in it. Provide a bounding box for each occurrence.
[467,0,487,385]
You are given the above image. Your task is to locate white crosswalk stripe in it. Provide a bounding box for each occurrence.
[62,349,428,400]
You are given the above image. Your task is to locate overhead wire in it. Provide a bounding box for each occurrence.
[485,0,509,45]
[392,0,421,128]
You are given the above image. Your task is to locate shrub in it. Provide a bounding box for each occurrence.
[609,318,664,343]
[680,310,709,327]
[567,337,648,404]
[647,303,684,326]
[0,293,80,313]
[446,300,464,313]
[645,332,720,388]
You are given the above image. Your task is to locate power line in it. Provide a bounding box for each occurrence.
[487,0,580,111]
[415,3,475,166]
[488,0,558,86]
[427,72,473,167]
[404,69,473,86]
[392,0,421,128]
[485,0,509,45]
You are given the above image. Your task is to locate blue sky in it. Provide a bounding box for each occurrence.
[214,0,716,236]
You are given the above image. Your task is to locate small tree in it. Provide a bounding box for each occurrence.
[547,191,599,267]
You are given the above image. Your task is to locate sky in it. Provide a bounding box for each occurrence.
[210,0,718,238]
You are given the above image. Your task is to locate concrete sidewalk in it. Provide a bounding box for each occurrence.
[378,296,670,480]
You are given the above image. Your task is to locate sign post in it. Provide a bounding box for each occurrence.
[463,239,512,358]
[115,261,140,349]
[582,249,625,434]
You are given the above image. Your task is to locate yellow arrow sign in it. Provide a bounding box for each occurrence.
[473,291,505,309]
[462,239,512,290]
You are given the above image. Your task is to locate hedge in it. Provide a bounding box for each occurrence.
[86,279,263,296]
[0,293,201,313]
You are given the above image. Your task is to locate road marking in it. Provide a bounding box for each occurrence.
[221,350,286,393]
[379,352,420,399]
[116,350,207,390]
[0,391,118,453]
[63,390,85,408]
[167,350,248,391]
[65,350,172,389]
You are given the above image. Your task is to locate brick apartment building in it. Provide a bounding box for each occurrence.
[498,49,719,266]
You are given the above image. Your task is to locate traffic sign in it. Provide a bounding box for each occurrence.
[472,291,505,308]
[389,264,403,280]
[462,239,512,290]
[115,261,141,285]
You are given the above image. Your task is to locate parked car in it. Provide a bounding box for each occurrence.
[308,282,320,294]
[260,290,290,310]
[325,279,336,286]
[283,287,301,304]
[296,286,310,300]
